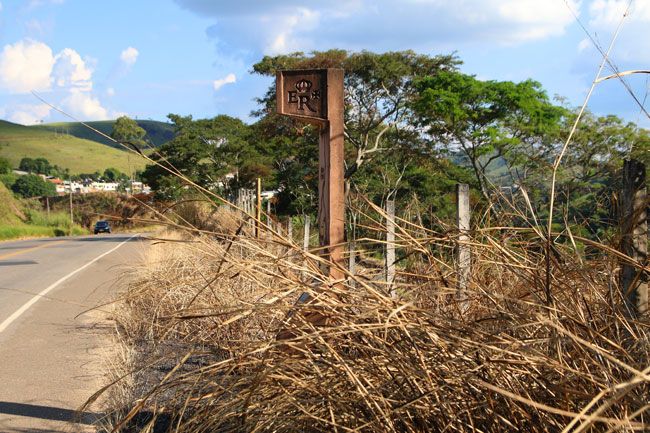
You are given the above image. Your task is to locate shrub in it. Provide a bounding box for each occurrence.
[11,174,56,198]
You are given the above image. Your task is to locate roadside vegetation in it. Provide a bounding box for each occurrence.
[0,182,86,240]
[88,49,649,432]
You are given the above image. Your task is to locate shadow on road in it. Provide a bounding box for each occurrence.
[76,235,140,243]
[0,261,38,266]
[0,401,102,426]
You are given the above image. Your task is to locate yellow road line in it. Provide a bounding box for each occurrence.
[0,240,68,261]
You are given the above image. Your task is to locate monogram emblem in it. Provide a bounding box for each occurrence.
[287,79,321,113]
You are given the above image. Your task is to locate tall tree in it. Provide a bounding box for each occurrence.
[413,71,566,202]
[252,49,460,185]
[111,116,147,145]
[142,114,256,200]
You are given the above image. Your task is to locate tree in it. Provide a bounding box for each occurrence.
[11,174,56,198]
[103,167,128,182]
[252,50,460,186]
[141,114,256,200]
[412,71,566,202]
[19,157,52,175]
[0,156,11,174]
[19,157,36,173]
[111,116,146,145]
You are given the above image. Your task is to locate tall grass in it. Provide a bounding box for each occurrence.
[97,195,649,432]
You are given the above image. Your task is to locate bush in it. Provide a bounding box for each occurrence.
[0,156,11,174]
[11,174,56,198]
[0,173,16,189]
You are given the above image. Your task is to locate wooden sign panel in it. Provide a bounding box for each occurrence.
[276,70,328,122]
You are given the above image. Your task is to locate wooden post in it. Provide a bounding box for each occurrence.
[457,184,471,310]
[620,160,648,316]
[277,69,345,281]
[256,178,262,238]
[46,196,50,218]
[287,218,293,242]
[385,198,396,293]
[303,214,310,252]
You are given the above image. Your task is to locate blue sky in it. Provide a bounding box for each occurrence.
[0,0,648,127]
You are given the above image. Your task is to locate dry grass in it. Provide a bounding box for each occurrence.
[98,199,649,433]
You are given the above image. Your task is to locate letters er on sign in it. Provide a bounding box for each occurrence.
[276,70,328,122]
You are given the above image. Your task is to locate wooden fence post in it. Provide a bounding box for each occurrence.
[620,159,648,316]
[385,198,396,293]
[457,184,471,310]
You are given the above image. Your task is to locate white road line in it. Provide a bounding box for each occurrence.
[0,234,138,334]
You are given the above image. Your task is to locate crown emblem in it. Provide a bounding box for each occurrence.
[295,79,312,93]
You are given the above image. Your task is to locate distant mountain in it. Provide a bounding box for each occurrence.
[0,119,147,174]
[34,119,175,149]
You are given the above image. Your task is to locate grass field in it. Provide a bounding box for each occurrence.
[0,120,148,174]
[35,119,174,148]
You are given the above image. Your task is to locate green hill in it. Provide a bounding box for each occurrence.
[0,120,147,174]
[35,119,174,149]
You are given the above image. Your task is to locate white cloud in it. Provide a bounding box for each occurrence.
[6,103,52,125]
[52,48,93,92]
[106,87,115,97]
[62,92,109,120]
[0,2,3,12]
[583,0,650,62]
[179,0,578,54]
[213,73,237,90]
[0,39,54,93]
[263,8,320,54]
[120,47,139,66]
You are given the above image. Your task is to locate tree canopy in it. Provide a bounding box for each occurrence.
[12,174,56,198]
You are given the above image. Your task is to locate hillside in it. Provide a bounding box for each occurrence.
[35,119,174,148]
[0,182,22,225]
[0,120,147,174]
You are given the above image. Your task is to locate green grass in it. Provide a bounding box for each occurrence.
[0,182,22,225]
[0,224,86,240]
[35,119,174,148]
[0,120,148,174]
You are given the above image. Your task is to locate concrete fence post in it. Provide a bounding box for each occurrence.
[385,198,396,294]
[303,214,310,252]
[457,184,471,311]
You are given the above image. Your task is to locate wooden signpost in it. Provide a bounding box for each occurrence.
[277,69,345,281]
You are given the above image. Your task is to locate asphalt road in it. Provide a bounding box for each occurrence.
[0,234,147,432]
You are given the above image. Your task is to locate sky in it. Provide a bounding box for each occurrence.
[0,0,648,127]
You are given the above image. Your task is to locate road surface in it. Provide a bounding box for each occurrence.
[0,234,147,432]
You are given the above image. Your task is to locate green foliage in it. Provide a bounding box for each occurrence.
[111,116,147,145]
[413,71,566,201]
[103,167,129,182]
[0,156,11,174]
[142,114,258,200]
[11,174,56,198]
[0,173,16,189]
[19,157,53,174]
[252,49,462,215]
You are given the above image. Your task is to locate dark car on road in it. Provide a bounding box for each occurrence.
[94,220,112,234]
